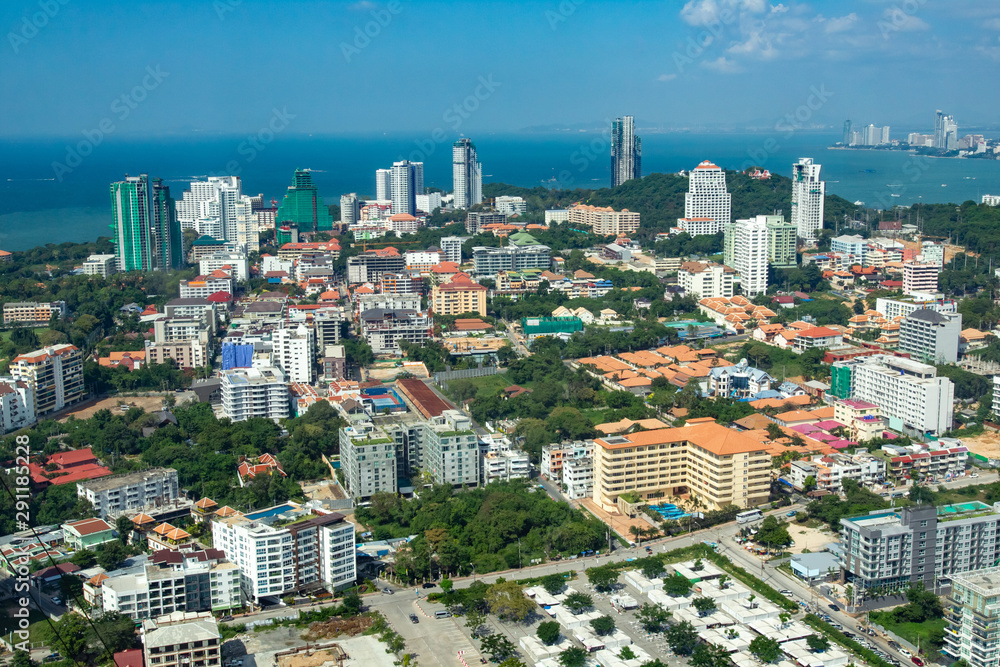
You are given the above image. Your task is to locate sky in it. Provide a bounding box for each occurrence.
[2,0,999,138]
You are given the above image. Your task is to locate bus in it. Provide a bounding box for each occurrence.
[737,509,764,524]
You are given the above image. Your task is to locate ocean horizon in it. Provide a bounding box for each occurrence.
[2,131,1000,251]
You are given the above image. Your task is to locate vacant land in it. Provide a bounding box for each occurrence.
[58,394,170,421]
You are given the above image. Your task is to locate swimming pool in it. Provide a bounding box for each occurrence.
[244,504,294,520]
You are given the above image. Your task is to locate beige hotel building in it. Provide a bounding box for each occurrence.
[592,422,771,511]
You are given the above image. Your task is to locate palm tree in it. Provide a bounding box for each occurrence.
[629,525,643,547]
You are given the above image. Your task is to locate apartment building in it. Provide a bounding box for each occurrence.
[472,244,552,277]
[903,262,941,295]
[707,360,774,399]
[591,422,771,511]
[220,367,290,422]
[163,298,215,321]
[567,204,641,236]
[339,421,399,499]
[888,446,969,480]
[480,436,530,483]
[423,410,480,487]
[0,378,35,434]
[677,262,734,299]
[563,457,594,500]
[346,247,405,284]
[272,324,316,384]
[198,252,249,281]
[2,301,68,326]
[153,314,214,344]
[277,241,341,263]
[179,274,233,300]
[142,611,221,667]
[101,549,242,619]
[841,503,1000,598]
[355,293,421,320]
[898,308,962,364]
[82,254,118,278]
[360,308,431,354]
[495,195,527,216]
[9,344,84,416]
[431,275,487,316]
[541,441,595,480]
[145,340,209,369]
[465,211,506,235]
[875,296,956,320]
[439,236,468,264]
[684,161,731,234]
[944,567,1000,667]
[677,217,720,237]
[77,468,180,519]
[788,454,885,493]
[211,505,355,601]
[836,354,954,435]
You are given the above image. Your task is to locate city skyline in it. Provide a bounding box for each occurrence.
[3,1,1000,138]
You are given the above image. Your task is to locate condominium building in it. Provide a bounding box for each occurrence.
[2,301,68,326]
[220,367,290,423]
[145,340,209,369]
[423,410,480,487]
[179,274,233,299]
[834,354,954,435]
[340,192,360,225]
[766,217,798,269]
[431,275,487,316]
[101,549,242,619]
[545,210,570,224]
[898,308,962,364]
[591,422,771,511]
[356,293,422,319]
[375,168,392,201]
[360,308,431,354]
[82,254,117,278]
[346,247,405,284]
[77,468,180,519]
[788,453,885,493]
[903,262,941,296]
[790,158,825,240]
[110,174,183,272]
[611,115,641,188]
[541,441,594,480]
[142,612,221,667]
[841,503,1000,599]
[390,160,418,216]
[453,138,482,210]
[472,244,551,277]
[677,218,720,237]
[416,192,443,214]
[176,175,243,241]
[272,324,316,384]
[440,236,468,264]
[830,234,868,264]
[567,205,641,236]
[465,211,507,235]
[10,344,84,416]
[275,169,334,233]
[0,378,35,434]
[198,252,249,281]
[875,296,957,320]
[945,567,1000,667]
[495,195,528,216]
[163,298,215,321]
[563,457,594,500]
[480,436,530,483]
[212,506,354,602]
[339,421,398,499]
[707,360,774,399]
[677,261,734,299]
[684,161,731,235]
[727,216,769,297]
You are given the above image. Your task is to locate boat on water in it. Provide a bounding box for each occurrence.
[891,194,901,197]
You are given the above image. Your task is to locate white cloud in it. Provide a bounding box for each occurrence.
[657,73,678,82]
[984,18,1000,30]
[725,30,780,59]
[881,7,930,33]
[823,13,858,34]
[701,56,743,73]
[770,4,789,15]
[680,0,767,26]
[348,1,378,10]
[976,44,1000,61]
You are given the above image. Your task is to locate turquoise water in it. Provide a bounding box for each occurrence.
[2,132,999,250]
[243,504,294,520]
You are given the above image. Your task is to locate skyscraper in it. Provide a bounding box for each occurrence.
[843,119,852,145]
[452,138,482,210]
[790,158,825,241]
[340,193,360,225]
[276,169,333,233]
[375,168,392,201]
[728,217,769,297]
[175,176,243,241]
[412,162,424,196]
[611,116,641,187]
[390,161,417,216]
[934,110,945,149]
[684,161,731,234]
[110,175,182,272]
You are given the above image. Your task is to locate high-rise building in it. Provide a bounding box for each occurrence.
[412,162,424,195]
[375,168,392,201]
[10,344,84,417]
[141,612,221,667]
[728,216,769,297]
[390,161,417,216]
[423,410,480,487]
[903,262,941,295]
[934,110,945,149]
[677,261,734,299]
[77,468,179,519]
[452,138,482,210]
[340,193,360,226]
[684,161,731,235]
[276,169,333,233]
[220,367,290,422]
[440,236,468,264]
[272,324,316,384]
[0,378,35,434]
[175,176,244,243]
[898,309,962,364]
[946,566,1000,667]
[842,119,851,145]
[765,216,798,269]
[790,158,825,240]
[340,421,398,499]
[611,115,641,187]
[110,175,182,272]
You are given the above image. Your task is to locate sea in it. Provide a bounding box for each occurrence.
[2,131,1000,251]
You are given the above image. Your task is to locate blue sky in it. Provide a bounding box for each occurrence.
[2,0,999,137]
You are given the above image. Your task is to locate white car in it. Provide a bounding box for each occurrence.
[899,649,912,658]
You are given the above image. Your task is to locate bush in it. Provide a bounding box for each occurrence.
[537,620,561,645]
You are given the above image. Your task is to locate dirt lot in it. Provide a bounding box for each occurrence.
[58,394,171,422]
[785,523,838,554]
[958,431,1000,459]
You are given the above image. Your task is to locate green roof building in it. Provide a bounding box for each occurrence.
[508,232,541,247]
[276,169,333,233]
[110,174,181,272]
[521,316,584,340]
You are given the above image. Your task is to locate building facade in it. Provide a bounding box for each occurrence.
[678,262,734,299]
[142,612,221,667]
[272,324,316,384]
[0,378,35,434]
[728,216,769,297]
[10,344,84,417]
[684,161,731,234]
[2,301,67,326]
[82,254,118,277]
[903,262,941,295]
[110,175,182,272]
[472,244,551,277]
[452,138,482,210]
[567,205,641,236]
[431,277,487,316]
[423,410,480,487]
[360,309,431,354]
[790,158,825,240]
[339,421,398,499]
[898,308,962,364]
[611,115,641,187]
[77,468,180,519]
[766,217,798,269]
[220,367,290,422]
[945,566,1000,667]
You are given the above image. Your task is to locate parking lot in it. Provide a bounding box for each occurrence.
[378,591,480,667]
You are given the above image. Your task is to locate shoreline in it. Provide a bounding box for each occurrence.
[827,145,997,161]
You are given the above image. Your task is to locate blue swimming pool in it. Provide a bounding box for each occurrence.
[244,504,294,520]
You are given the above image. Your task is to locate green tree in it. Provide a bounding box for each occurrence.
[342,591,363,616]
[97,541,127,571]
[664,620,699,656]
[636,603,671,632]
[440,577,454,593]
[486,580,534,622]
[557,646,587,667]
[590,615,616,636]
[537,620,561,646]
[641,557,664,579]
[563,592,593,614]
[10,650,34,667]
[620,646,637,660]
[909,484,935,504]
[115,515,133,544]
[541,573,565,596]
[749,635,783,663]
[481,634,518,663]
[690,642,732,667]
[693,596,717,615]
[802,475,817,493]
[663,573,692,597]
[69,549,97,568]
[587,565,619,592]
[755,515,792,549]
[465,608,488,637]
[806,635,830,652]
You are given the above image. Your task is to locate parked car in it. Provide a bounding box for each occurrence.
[220,615,233,622]
[779,589,793,596]
[422,583,435,589]
[888,641,901,649]
[383,588,394,595]
[912,658,924,666]
[51,597,62,606]
[899,649,912,658]
[971,473,980,478]
[409,614,420,624]
[828,604,840,612]
[787,511,797,517]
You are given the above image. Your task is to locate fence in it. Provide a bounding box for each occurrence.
[434,365,504,383]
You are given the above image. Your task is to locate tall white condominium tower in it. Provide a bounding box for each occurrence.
[390,161,417,216]
[452,138,482,210]
[340,193,360,225]
[611,115,641,187]
[684,161,731,234]
[175,176,244,241]
[730,217,769,297]
[375,169,392,201]
[790,158,825,241]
